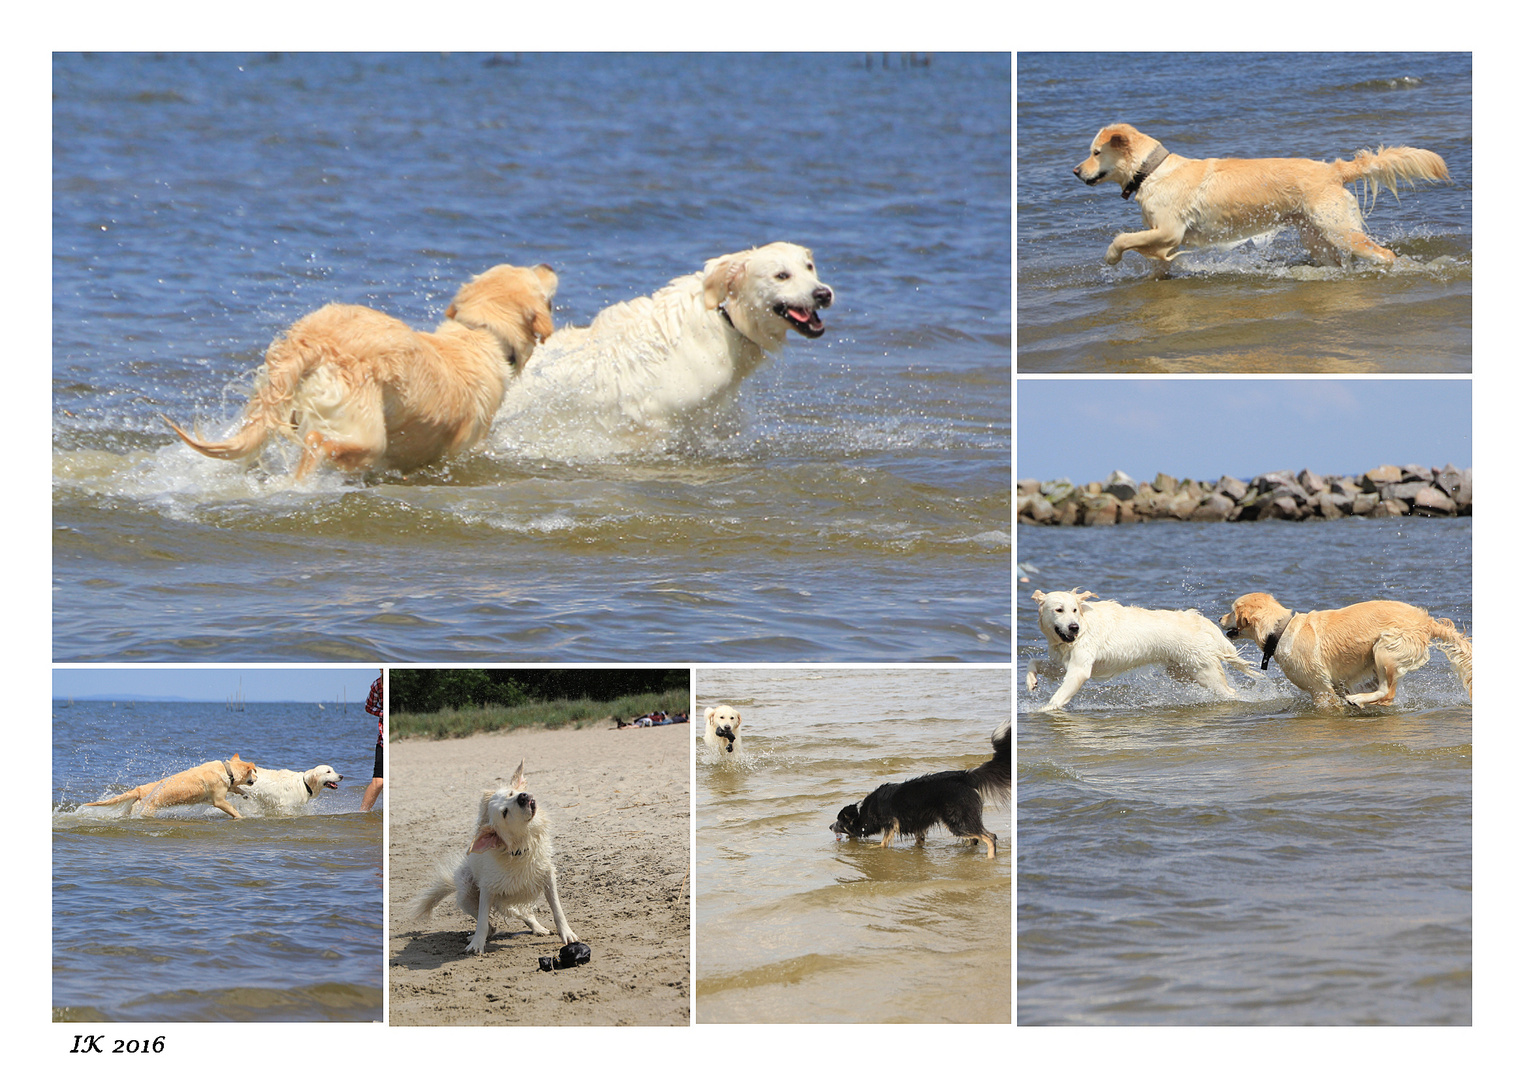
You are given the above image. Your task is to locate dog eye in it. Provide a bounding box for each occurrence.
[775,270,791,280]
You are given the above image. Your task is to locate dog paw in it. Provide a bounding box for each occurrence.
[561,930,579,944]
[465,936,488,954]
[1025,672,1038,692]
[1104,247,1123,266]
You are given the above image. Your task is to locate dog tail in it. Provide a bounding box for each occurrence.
[161,327,330,462]
[81,790,139,809]
[408,869,457,922]
[1337,146,1450,212]
[1431,618,1472,700]
[968,720,1011,805]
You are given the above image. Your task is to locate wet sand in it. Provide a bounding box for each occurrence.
[388,722,689,1026]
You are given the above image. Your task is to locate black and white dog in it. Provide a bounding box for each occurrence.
[830,721,1011,858]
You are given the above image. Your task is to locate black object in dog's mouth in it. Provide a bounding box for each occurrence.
[776,303,825,338]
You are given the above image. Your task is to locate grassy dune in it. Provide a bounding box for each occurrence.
[390,691,691,740]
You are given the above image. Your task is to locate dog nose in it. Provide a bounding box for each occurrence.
[1072,164,1082,177]
[813,285,833,308]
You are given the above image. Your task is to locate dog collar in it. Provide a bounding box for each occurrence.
[716,302,736,330]
[1261,613,1294,670]
[224,761,237,785]
[449,315,526,366]
[1122,143,1170,200]
[303,776,315,796]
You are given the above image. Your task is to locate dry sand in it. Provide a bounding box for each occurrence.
[388,721,690,1026]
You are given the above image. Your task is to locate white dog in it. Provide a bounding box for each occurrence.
[1026,588,1258,710]
[409,760,576,955]
[703,706,742,754]
[496,243,833,447]
[237,764,342,812]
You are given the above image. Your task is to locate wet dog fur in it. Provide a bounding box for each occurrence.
[1027,588,1258,710]
[1073,122,1449,275]
[703,705,741,754]
[1219,591,1472,709]
[830,721,1011,859]
[409,760,576,955]
[83,754,259,819]
[164,263,557,479]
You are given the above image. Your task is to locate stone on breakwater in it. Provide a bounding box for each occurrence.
[1016,464,1472,526]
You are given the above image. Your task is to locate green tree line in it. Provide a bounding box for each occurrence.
[389,668,688,715]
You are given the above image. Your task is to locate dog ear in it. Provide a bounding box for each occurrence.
[702,254,747,309]
[509,760,526,792]
[705,707,716,722]
[529,302,553,343]
[1075,590,1099,601]
[444,302,458,319]
[1030,590,1046,603]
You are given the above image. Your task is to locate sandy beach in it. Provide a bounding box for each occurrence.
[388,721,690,1026]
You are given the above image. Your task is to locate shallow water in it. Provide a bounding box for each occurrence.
[52,52,1011,662]
[1017,517,1471,1024]
[52,699,383,1022]
[694,668,1011,1023]
[1017,52,1472,372]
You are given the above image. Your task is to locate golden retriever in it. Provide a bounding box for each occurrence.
[236,764,342,812]
[497,243,832,446]
[83,753,259,819]
[409,760,576,955]
[164,263,558,479]
[1026,588,1258,710]
[1219,592,1472,708]
[703,705,741,754]
[1073,123,1449,274]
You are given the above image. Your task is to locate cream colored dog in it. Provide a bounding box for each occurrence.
[1027,589,1258,710]
[497,243,832,444]
[703,705,742,754]
[1073,123,1449,274]
[409,761,576,955]
[1219,592,1472,708]
[164,263,558,479]
[237,764,342,812]
[83,754,259,819]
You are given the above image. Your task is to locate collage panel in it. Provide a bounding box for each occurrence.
[51,51,1011,666]
[1015,379,1472,1025]
[386,667,690,1026]
[1017,51,1470,372]
[51,667,385,1023]
[694,666,1012,1023]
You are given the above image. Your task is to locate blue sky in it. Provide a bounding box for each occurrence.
[1017,379,1472,484]
[52,667,382,703]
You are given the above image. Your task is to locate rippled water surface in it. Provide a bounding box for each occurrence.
[695,667,1012,1024]
[1017,52,1472,372]
[53,52,1010,661]
[1017,518,1471,1024]
[53,699,383,1022]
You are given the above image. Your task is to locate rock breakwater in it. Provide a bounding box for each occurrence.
[1017,464,1471,526]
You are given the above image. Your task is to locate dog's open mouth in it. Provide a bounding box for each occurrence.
[717,728,736,752]
[323,779,340,789]
[775,303,825,338]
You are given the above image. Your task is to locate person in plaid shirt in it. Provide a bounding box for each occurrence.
[362,669,384,811]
